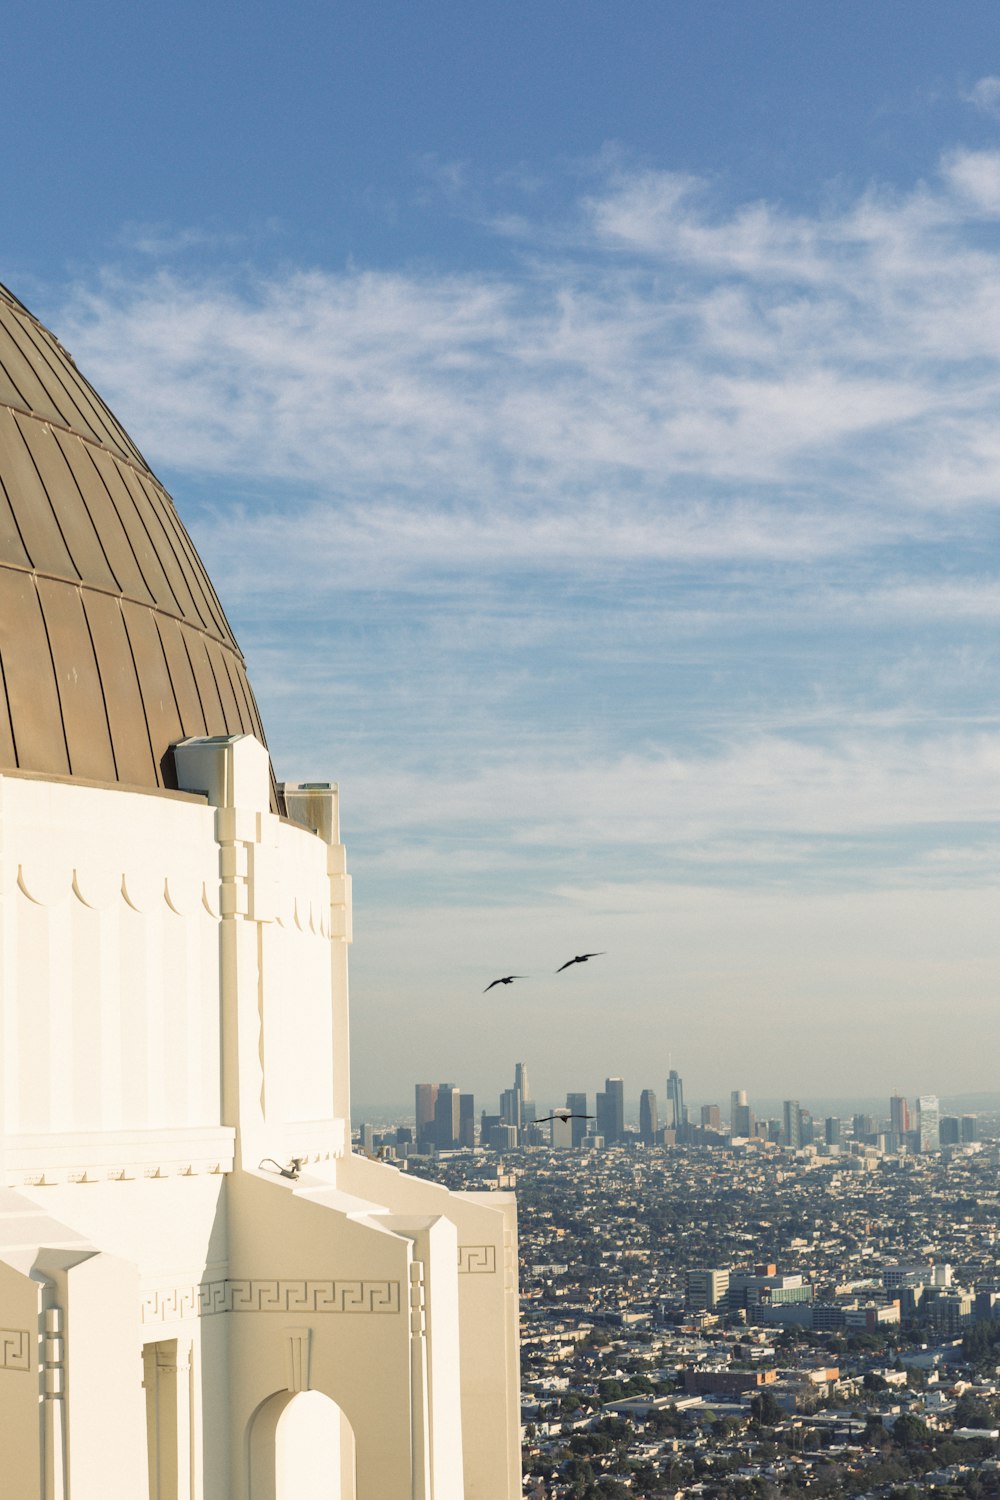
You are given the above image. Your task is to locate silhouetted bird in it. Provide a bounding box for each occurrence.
[534,1112,594,1124]
[555,952,605,972]
[483,975,526,992]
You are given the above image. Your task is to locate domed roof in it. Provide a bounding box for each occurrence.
[0,280,275,801]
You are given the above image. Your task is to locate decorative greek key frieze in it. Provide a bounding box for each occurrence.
[0,1327,31,1370]
[141,1282,228,1324]
[228,1279,400,1313]
[140,1278,400,1322]
[199,1280,232,1316]
[458,1245,497,1275]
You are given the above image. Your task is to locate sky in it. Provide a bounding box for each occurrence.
[4,2,1000,1112]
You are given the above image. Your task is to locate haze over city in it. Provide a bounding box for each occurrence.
[6,4,1000,1105]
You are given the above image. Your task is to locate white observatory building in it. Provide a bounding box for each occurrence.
[0,281,520,1499]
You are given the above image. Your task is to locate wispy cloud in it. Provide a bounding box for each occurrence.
[962,75,1000,120]
[58,145,1000,590]
[44,143,1000,925]
[347,730,1000,844]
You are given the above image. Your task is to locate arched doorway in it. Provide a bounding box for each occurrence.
[249,1390,356,1500]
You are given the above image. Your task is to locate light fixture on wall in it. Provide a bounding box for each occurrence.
[258,1157,300,1180]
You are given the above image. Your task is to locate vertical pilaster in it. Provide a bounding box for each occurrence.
[175,735,273,1170]
[35,1249,147,1500]
[42,1300,66,1500]
[143,1337,194,1500]
[279,783,353,1132]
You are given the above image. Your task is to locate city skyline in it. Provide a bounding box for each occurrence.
[382,1065,989,1136]
[5,7,1000,1104]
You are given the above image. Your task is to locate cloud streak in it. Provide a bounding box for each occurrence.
[55,141,1000,582]
[39,137,1000,929]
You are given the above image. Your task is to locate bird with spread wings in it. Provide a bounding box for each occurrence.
[555,952,605,972]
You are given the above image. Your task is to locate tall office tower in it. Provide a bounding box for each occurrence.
[549,1111,573,1148]
[731,1089,753,1137]
[666,1069,686,1131]
[434,1083,461,1148]
[938,1115,960,1146]
[961,1114,979,1143]
[514,1062,535,1125]
[415,1082,440,1149]
[639,1089,658,1145]
[459,1092,476,1148]
[824,1116,842,1146]
[918,1095,941,1152]
[799,1109,815,1146]
[686,1268,731,1311]
[782,1099,801,1150]
[701,1104,721,1131]
[852,1112,876,1141]
[500,1087,521,1132]
[890,1093,911,1136]
[595,1089,609,1138]
[605,1077,625,1144]
[566,1092,588,1147]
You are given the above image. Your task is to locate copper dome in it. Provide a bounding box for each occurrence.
[0,280,274,799]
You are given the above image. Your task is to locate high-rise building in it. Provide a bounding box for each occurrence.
[666,1069,685,1132]
[939,1115,960,1146]
[549,1111,573,1148]
[597,1077,624,1144]
[415,1082,440,1149]
[686,1268,730,1311]
[701,1104,721,1131]
[566,1092,588,1147]
[514,1062,535,1125]
[730,1089,753,1138]
[824,1116,842,1146]
[890,1093,910,1136]
[782,1099,801,1150]
[459,1092,476,1148]
[852,1112,877,1141]
[961,1114,979,1143]
[639,1089,658,1145]
[918,1095,941,1152]
[435,1083,461,1148]
[500,1087,521,1132]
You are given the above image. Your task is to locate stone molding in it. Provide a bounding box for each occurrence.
[6,1126,237,1187]
[457,1245,497,1275]
[0,1327,31,1371]
[141,1278,401,1323]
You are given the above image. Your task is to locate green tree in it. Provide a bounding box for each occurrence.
[891,1411,929,1448]
[750,1389,784,1427]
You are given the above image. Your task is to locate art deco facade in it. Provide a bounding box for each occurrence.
[0,281,520,1499]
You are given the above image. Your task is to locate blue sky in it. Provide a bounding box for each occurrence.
[6,3,1000,1111]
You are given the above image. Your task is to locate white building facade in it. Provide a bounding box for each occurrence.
[0,282,520,1499]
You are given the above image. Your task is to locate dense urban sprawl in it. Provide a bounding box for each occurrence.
[359,1086,1000,1498]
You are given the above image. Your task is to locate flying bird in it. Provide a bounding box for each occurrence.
[483,975,526,992]
[535,1112,594,1124]
[555,952,606,972]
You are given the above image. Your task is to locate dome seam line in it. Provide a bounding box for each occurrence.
[0,559,251,668]
[0,399,192,532]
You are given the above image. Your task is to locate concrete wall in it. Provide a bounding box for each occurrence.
[0,738,521,1499]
